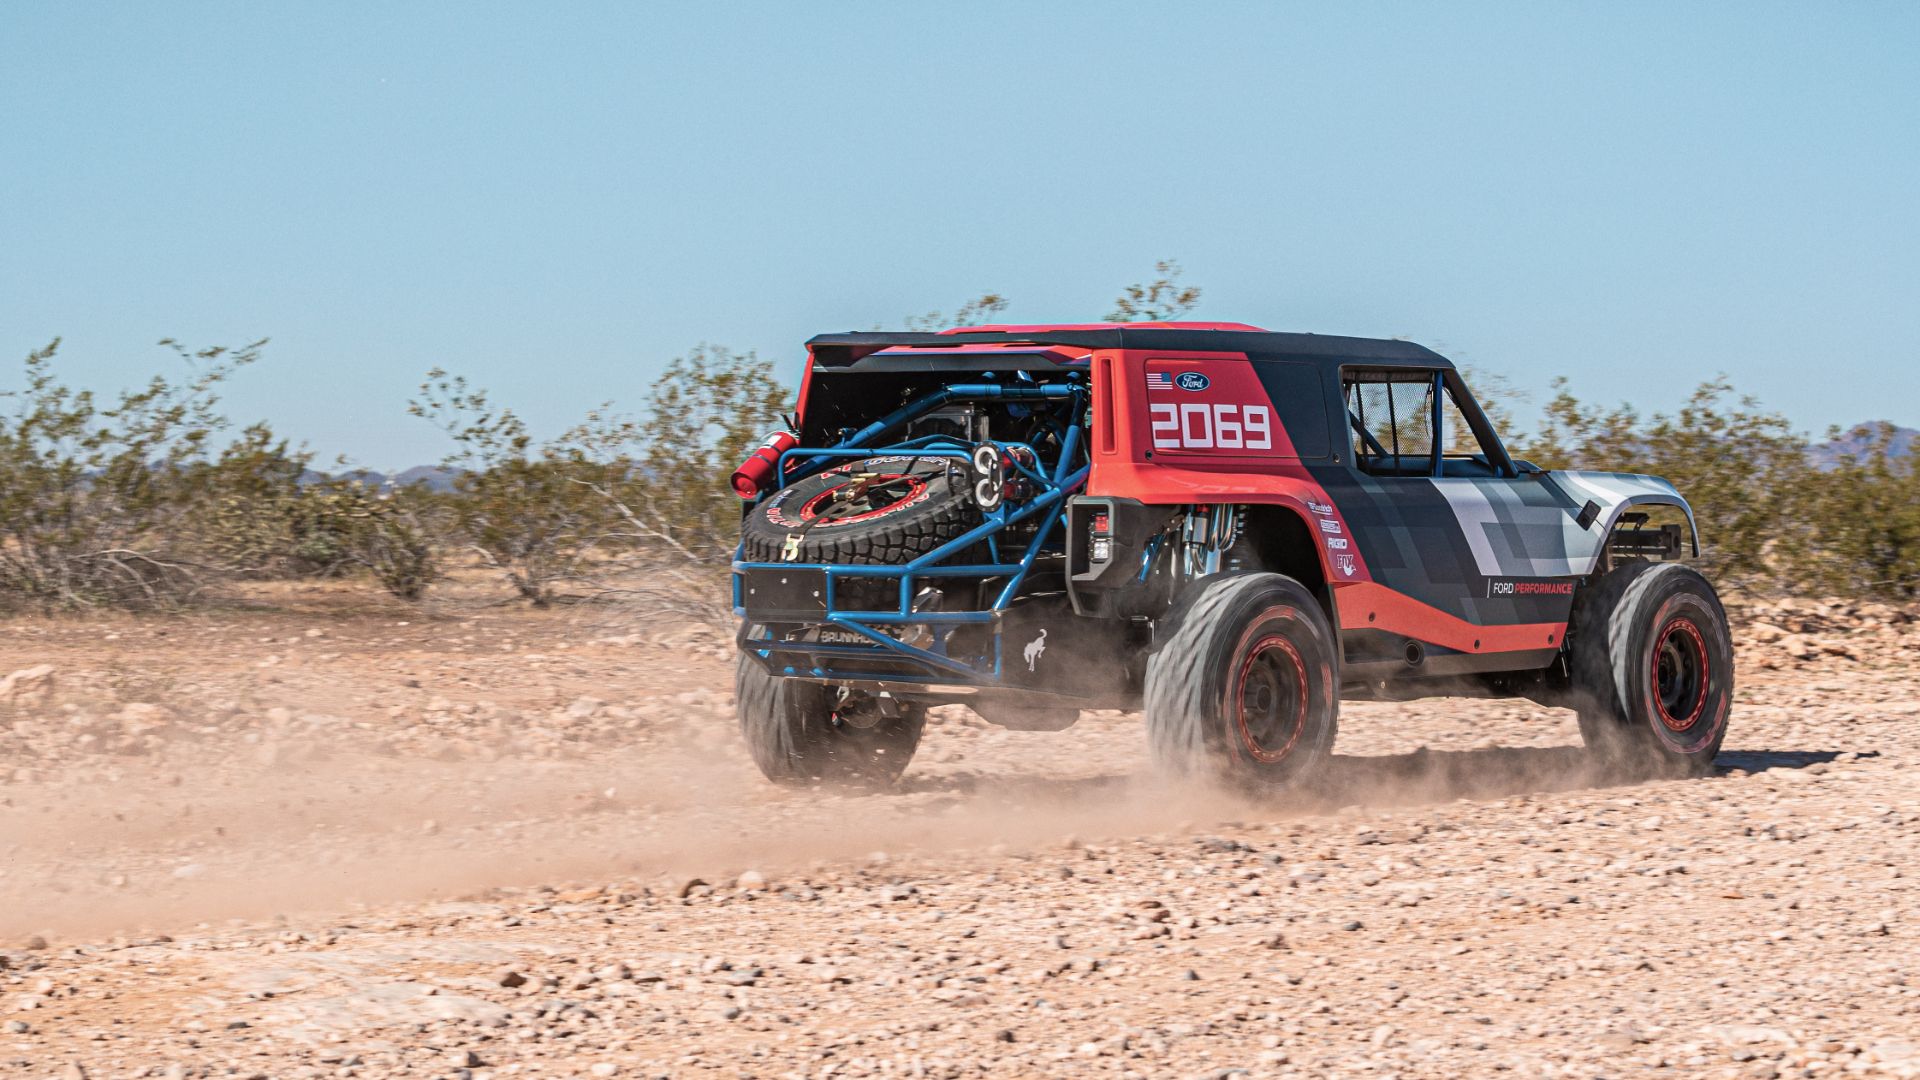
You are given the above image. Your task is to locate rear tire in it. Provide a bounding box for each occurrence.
[735,654,926,788]
[1144,573,1339,792]
[1570,562,1733,778]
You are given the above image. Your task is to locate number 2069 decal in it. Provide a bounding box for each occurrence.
[1149,403,1274,451]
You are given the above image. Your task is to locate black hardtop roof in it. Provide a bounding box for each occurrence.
[805,327,1452,369]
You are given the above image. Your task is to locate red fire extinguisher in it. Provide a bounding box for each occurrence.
[730,430,799,499]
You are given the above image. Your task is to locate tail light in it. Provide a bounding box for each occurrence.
[730,430,799,499]
[1090,511,1112,563]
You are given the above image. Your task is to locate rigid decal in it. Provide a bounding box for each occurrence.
[1149,403,1274,451]
[1487,579,1577,597]
[1023,629,1048,672]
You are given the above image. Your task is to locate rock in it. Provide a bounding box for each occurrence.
[113,702,174,734]
[1864,1039,1920,1069]
[1777,635,1818,660]
[451,1049,483,1068]
[736,870,767,890]
[495,968,527,989]
[21,935,47,951]
[589,1065,620,1078]
[566,697,605,720]
[2,1019,27,1033]
[0,665,54,702]
[1705,1024,1793,1046]
[674,876,708,899]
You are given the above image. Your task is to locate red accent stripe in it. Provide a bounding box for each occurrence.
[943,322,1270,334]
[1336,581,1563,655]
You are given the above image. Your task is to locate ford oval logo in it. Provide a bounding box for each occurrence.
[1175,371,1210,392]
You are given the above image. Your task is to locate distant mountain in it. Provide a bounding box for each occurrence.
[1812,423,1918,470]
[294,465,464,491]
[390,465,462,492]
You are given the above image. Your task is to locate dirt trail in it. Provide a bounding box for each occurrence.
[2,611,1917,1077]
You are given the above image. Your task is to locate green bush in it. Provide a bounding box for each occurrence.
[1808,423,1920,600]
[0,339,263,609]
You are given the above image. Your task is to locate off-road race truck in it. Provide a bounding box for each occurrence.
[731,323,1732,790]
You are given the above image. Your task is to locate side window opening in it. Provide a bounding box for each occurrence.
[1344,369,1497,478]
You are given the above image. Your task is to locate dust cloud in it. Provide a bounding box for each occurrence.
[1,691,1612,941]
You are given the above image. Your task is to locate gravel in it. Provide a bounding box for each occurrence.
[1,602,1916,1076]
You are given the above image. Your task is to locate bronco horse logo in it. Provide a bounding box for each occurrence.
[1023,628,1048,672]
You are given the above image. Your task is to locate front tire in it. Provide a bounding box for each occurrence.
[735,654,926,788]
[1570,562,1733,778]
[1144,573,1339,791]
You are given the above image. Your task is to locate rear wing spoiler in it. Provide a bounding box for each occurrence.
[806,330,1117,368]
[804,327,1447,368]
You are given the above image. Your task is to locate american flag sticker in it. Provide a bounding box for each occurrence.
[1145,371,1174,391]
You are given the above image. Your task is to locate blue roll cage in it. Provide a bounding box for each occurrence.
[733,379,1090,688]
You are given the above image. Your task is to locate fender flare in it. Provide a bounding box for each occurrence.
[1548,471,1701,576]
[1594,495,1700,559]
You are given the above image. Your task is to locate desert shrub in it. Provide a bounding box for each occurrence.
[1807,423,1920,600]
[191,422,326,575]
[293,481,441,600]
[409,369,622,605]
[1522,376,1814,587]
[1107,260,1201,322]
[0,338,268,609]
[588,346,791,562]
[902,293,1009,332]
[411,346,789,612]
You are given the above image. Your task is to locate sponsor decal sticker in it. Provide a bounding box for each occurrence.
[1317,518,1343,534]
[1487,578,1577,597]
[1334,553,1356,578]
[1325,537,1348,550]
[1175,371,1211,392]
[1306,500,1334,516]
[1145,371,1174,391]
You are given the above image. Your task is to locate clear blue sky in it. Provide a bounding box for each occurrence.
[3,1,1916,466]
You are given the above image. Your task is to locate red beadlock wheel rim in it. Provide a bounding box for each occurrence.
[1652,617,1710,732]
[1234,634,1310,764]
[798,474,928,525]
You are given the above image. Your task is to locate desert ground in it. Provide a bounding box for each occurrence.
[1,588,1917,1079]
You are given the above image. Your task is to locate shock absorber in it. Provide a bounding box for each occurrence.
[1178,504,1243,579]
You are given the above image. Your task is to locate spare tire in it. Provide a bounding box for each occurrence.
[741,455,980,566]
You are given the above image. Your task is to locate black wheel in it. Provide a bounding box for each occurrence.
[1570,561,1733,778]
[1144,572,1339,791]
[740,455,979,565]
[735,653,926,788]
